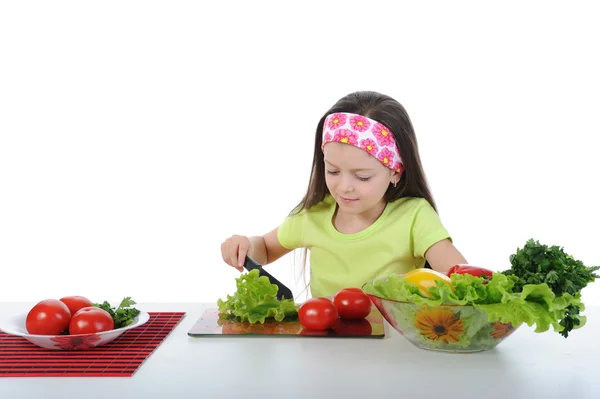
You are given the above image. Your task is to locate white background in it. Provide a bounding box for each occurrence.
[1,1,598,309]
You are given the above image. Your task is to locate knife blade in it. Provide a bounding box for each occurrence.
[243,256,294,300]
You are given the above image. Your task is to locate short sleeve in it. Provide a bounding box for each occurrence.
[277,212,306,250]
[411,200,452,259]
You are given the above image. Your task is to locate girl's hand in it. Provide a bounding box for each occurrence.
[220,235,252,272]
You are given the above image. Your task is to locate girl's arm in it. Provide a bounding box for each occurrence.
[248,228,293,266]
[424,239,468,274]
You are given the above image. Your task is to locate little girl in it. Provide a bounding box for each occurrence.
[220,91,468,298]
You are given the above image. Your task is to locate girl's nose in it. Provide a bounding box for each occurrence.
[338,175,355,192]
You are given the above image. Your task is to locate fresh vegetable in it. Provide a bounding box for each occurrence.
[364,271,579,337]
[364,273,519,307]
[447,265,493,280]
[69,307,115,334]
[502,239,599,337]
[403,268,453,298]
[364,272,553,348]
[217,269,299,324]
[93,297,141,329]
[363,238,599,340]
[26,299,72,335]
[24,296,140,335]
[60,296,93,315]
[298,298,338,331]
[333,288,372,320]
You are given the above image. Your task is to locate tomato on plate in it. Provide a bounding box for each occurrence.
[298,298,338,331]
[60,296,93,316]
[333,288,372,320]
[69,307,114,335]
[26,299,72,335]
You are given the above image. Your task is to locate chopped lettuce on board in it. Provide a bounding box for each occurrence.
[217,269,299,324]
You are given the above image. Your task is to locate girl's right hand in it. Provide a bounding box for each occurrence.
[220,235,252,272]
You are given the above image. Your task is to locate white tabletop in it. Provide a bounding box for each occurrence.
[0,302,597,399]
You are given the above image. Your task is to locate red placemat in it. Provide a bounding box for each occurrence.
[0,312,185,377]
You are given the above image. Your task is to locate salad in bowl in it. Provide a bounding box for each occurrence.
[362,239,599,352]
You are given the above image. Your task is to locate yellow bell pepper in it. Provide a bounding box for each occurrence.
[403,268,454,298]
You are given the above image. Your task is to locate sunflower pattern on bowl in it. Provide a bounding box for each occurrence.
[367,297,520,353]
[414,306,465,344]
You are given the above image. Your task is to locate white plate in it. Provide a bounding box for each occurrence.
[0,310,150,350]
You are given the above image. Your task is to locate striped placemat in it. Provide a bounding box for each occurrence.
[0,312,185,377]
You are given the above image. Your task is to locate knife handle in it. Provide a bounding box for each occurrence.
[243,256,262,271]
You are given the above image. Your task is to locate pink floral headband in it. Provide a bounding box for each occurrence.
[321,112,404,173]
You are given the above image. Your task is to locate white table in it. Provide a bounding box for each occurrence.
[0,302,597,399]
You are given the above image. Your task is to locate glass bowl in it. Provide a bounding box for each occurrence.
[363,284,519,353]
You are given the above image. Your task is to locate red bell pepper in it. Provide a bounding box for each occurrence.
[447,264,494,280]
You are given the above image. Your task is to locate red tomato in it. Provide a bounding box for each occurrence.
[26,299,72,335]
[69,307,114,335]
[298,298,338,331]
[333,318,373,336]
[333,288,372,320]
[60,296,93,316]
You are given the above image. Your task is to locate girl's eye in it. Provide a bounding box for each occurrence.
[327,170,370,181]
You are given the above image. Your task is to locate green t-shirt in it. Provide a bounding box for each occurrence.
[277,195,451,298]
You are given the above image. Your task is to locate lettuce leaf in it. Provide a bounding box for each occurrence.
[363,273,519,306]
[477,286,586,333]
[217,269,299,324]
[502,238,598,337]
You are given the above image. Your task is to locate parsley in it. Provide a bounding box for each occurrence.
[503,239,599,337]
[93,297,141,329]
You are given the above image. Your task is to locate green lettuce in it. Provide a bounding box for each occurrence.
[477,287,586,333]
[363,272,586,336]
[217,269,299,324]
[363,273,519,306]
[502,238,598,337]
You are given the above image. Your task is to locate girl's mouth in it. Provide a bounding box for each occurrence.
[340,196,358,204]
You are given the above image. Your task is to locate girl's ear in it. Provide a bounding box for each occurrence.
[390,170,401,185]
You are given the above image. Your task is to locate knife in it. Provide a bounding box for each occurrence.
[243,256,294,300]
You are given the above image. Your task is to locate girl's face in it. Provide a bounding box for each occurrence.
[323,142,399,216]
